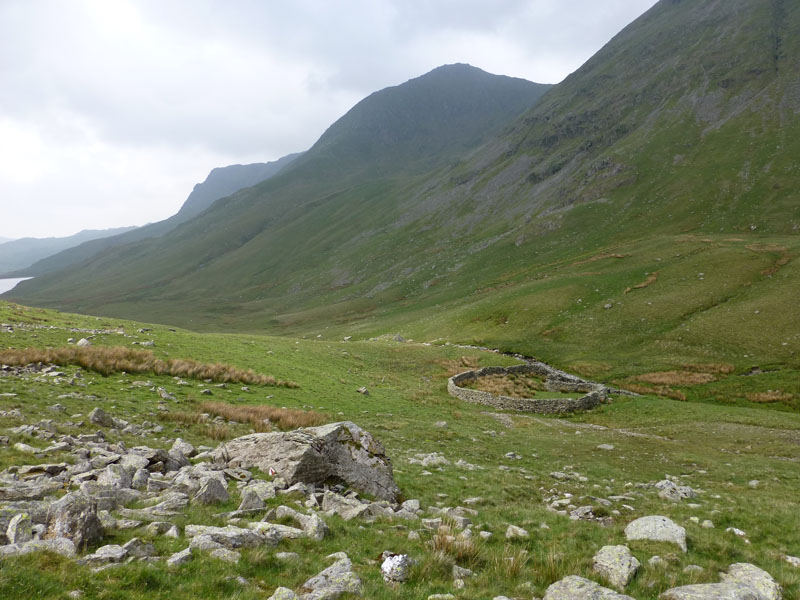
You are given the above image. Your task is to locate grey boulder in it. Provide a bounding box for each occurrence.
[661,563,782,600]
[545,576,636,600]
[593,545,640,590]
[301,554,362,600]
[214,422,400,502]
[625,515,687,552]
[46,492,104,550]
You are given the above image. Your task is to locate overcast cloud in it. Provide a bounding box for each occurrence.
[0,0,658,239]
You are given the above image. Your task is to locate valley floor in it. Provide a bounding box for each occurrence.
[0,301,798,599]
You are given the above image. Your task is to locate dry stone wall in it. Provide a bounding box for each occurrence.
[447,361,610,415]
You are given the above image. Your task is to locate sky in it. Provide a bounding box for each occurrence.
[0,0,658,240]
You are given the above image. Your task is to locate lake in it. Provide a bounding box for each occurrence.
[0,277,33,294]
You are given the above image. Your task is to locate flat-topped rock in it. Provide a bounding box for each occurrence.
[625,515,687,552]
[545,575,636,600]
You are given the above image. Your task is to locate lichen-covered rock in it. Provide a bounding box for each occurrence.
[545,576,636,600]
[505,524,529,538]
[593,545,640,589]
[214,422,400,502]
[625,515,687,552]
[301,554,362,600]
[6,512,33,544]
[192,478,229,504]
[269,588,299,600]
[46,492,104,550]
[0,538,77,558]
[656,480,697,502]
[184,524,270,549]
[660,562,781,600]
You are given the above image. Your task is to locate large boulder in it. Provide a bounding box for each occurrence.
[213,422,400,502]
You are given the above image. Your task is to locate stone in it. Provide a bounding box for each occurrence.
[171,438,196,458]
[88,407,114,427]
[276,505,328,540]
[660,563,781,600]
[597,444,615,451]
[237,488,266,511]
[506,524,529,539]
[545,576,636,600]
[209,547,240,563]
[382,553,415,583]
[46,491,104,550]
[167,548,192,567]
[356,387,369,395]
[625,515,687,552]
[276,552,300,561]
[593,545,640,589]
[301,554,362,600]
[7,512,33,544]
[321,491,370,521]
[0,538,77,558]
[97,464,132,489]
[76,338,91,347]
[184,524,269,549]
[656,480,697,502]
[83,544,128,563]
[453,565,475,579]
[122,537,155,558]
[193,477,229,504]
[214,421,400,501]
[269,588,299,600]
[786,555,800,568]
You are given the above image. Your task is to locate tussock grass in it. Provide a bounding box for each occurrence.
[747,390,793,403]
[682,363,735,374]
[463,372,545,397]
[199,401,328,431]
[622,382,687,401]
[437,355,481,377]
[0,346,297,388]
[428,522,484,566]
[635,371,716,385]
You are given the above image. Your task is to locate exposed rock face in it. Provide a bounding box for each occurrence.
[46,492,104,550]
[624,515,687,552]
[545,575,636,600]
[661,563,782,600]
[213,422,400,502]
[593,545,640,590]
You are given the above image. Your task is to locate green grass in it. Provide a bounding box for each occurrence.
[1,301,799,599]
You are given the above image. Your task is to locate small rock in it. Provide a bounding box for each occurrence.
[76,338,91,347]
[356,387,369,395]
[268,588,298,600]
[545,575,635,600]
[382,553,415,583]
[597,444,615,451]
[167,548,192,567]
[506,525,529,539]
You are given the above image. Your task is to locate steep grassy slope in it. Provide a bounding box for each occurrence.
[7,1,800,393]
[1,301,799,599]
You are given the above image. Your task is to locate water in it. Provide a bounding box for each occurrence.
[0,277,33,294]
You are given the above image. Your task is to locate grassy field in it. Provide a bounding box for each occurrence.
[1,301,799,599]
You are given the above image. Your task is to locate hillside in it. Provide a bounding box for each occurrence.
[0,227,137,275]
[18,154,301,277]
[7,0,800,392]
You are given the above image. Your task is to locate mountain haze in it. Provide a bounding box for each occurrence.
[0,227,137,276]
[18,153,301,277]
[8,1,800,373]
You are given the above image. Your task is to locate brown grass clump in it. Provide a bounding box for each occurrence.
[490,547,530,579]
[438,356,481,377]
[463,373,545,398]
[635,371,716,386]
[571,253,629,267]
[159,411,206,426]
[199,401,328,431]
[682,363,735,375]
[625,271,658,294]
[746,391,793,404]
[429,523,483,566]
[0,346,298,388]
[622,383,687,401]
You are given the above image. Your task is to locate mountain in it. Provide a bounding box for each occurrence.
[7,2,800,374]
[0,227,137,275]
[18,153,301,277]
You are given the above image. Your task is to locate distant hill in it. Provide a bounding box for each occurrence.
[18,153,301,277]
[0,227,137,275]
